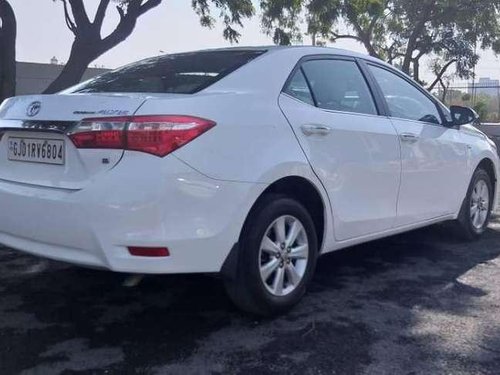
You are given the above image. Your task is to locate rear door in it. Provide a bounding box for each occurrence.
[366,63,468,226]
[279,57,401,241]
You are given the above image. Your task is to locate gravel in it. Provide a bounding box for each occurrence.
[1,219,500,374]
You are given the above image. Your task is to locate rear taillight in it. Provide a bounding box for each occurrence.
[69,115,215,157]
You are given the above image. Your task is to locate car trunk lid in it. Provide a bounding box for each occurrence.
[0,94,147,189]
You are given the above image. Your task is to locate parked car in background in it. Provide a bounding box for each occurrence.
[0,46,498,315]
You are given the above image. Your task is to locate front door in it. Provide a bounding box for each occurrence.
[367,64,468,226]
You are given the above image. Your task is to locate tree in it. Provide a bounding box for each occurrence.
[192,0,254,43]
[44,0,163,94]
[260,0,306,45]
[474,98,490,121]
[260,1,391,55]
[45,0,254,94]
[388,0,498,85]
[260,0,500,88]
[0,0,16,103]
[427,30,479,91]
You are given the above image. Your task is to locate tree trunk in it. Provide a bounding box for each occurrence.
[43,40,96,94]
[401,48,414,74]
[362,37,380,59]
[44,0,162,94]
[413,59,420,82]
[0,0,17,103]
[440,81,447,103]
[401,5,433,75]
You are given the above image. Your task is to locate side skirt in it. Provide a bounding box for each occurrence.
[322,214,457,255]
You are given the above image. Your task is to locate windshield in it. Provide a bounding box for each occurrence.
[68,49,266,95]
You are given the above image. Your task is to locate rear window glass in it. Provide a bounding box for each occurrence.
[69,50,266,94]
[284,69,315,106]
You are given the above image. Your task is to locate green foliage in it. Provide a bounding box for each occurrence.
[260,0,500,86]
[306,0,341,41]
[474,99,490,121]
[192,0,254,43]
[260,0,305,45]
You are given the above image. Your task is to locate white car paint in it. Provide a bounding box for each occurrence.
[389,117,470,226]
[0,46,498,274]
[279,94,401,241]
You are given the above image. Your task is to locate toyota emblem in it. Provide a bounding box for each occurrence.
[26,101,42,117]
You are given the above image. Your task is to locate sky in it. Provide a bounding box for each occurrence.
[9,0,500,85]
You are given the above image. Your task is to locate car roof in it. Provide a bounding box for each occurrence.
[182,45,393,72]
[168,45,374,61]
[190,45,376,60]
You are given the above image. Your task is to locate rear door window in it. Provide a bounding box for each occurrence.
[301,59,377,115]
[69,50,266,94]
[284,69,315,106]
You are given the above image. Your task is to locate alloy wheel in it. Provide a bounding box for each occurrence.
[258,215,309,296]
[470,179,490,230]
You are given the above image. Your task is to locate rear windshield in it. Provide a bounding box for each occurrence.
[69,50,266,94]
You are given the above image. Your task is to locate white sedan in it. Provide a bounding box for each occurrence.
[0,47,498,315]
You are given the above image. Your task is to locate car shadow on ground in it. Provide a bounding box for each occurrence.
[1,220,500,374]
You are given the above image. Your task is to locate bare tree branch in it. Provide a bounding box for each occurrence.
[67,0,91,28]
[138,0,162,16]
[427,59,456,91]
[401,3,435,73]
[116,5,125,20]
[100,0,162,54]
[342,3,381,58]
[331,33,362,42]
[367,13,381,36]
[93,0,110,29]
[61,0,77,35]
[46,0,253,93]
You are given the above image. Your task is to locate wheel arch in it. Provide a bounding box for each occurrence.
[221,175,328,280]
[251,176,327,251]
[476,157,497,194]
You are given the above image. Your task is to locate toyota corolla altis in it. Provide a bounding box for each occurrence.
[0,47,498,315]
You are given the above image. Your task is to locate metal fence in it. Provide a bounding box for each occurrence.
[431,83,500,123]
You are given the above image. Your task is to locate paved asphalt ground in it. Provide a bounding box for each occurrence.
[1,219,500,374]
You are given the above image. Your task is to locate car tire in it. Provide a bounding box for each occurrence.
[225,194,318,316]
[453,168,493,240]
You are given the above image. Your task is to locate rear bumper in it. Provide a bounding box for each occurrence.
[0,153,263,274]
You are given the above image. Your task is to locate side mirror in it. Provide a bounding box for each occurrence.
[450,105,480,126]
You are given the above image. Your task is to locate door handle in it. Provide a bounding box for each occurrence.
[301,124,331,136]
[399,132,419,143]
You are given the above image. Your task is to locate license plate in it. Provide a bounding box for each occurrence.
[8,137,65,165]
